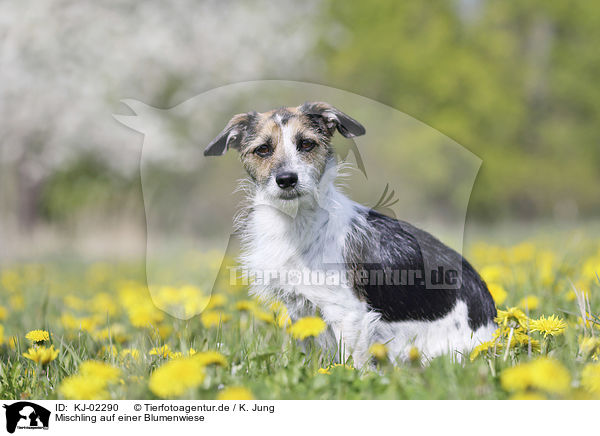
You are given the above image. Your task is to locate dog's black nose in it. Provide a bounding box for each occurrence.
[276,172,298,189]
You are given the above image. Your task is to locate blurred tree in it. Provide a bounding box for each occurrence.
[318,0,600,220]
[2,0,600,237]
[40,154,127,225]
[0,0,321,230]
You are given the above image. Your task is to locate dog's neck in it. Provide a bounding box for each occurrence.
[239,164,358,269]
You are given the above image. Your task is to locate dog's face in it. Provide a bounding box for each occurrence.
[204,102,365,201]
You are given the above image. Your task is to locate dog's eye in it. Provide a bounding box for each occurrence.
[254,144,272,157]
[299,139,316,152]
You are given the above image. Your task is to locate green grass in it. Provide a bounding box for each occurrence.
[1,235,599,400]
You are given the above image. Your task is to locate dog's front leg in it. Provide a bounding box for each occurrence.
[282,293,338,359]
[327,309,380,368]
[297,284,376,368]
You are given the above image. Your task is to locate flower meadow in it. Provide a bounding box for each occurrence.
[1,239,599,400]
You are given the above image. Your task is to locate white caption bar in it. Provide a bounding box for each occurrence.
[0,400,595,435]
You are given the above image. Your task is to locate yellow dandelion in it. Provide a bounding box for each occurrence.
[530,315,567,338]
[582,256,600,281]
[120,348,140,360]
[60,375,108,400]
[581,364,600,394]
[276,311,291,329]
[0,306,7,320]
[149,358,205,398]
[487,283,508,305]
[495,307,528,329]
[152,323,173,340]
[235,300,256,312]
[201,311,231,328]
[1,269,20,293]
[193,351,228,367]
[408,346,421,363]
[511,242,535,263]
[369,343,388,361]
[470,340,503,361]
[253,309,275,324]
[518,295,540,311]
[22,345,59,365]
[511,330,541,353]
[91,292,119,316]
[289,316,326,340]
[500,363,535,392]
[127,302,164,328]
[25,329,49,343]
[217,387,254,400]
[150,345,175,359]
[500,358,570,395]
[64,295,86,310]
[318,363,354,374]
[565,289,590,302]
[79,361,121,383]
[479,264,507,284]
[60,314,99,332]
[153,285,183,307]
[127,375,144,384]
[99,345,118,357]
[492,326,510,340]
[529,358,571,394]
[510,392,546,400]
[269,300,286,312]
[206,293,227,309]
[94,324,128,343]
[492,327,540,353]
[579,336,600,361]
[182,298,210,319]
[10,295,24,310]
[270,301,291,328]
[575,312,599,330]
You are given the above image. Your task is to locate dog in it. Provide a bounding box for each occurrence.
[204,102,496,366]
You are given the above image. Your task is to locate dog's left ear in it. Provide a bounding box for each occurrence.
[300,102,366,138]
[204,112,256,156]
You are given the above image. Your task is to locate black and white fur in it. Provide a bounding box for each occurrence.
[204,102,496,366]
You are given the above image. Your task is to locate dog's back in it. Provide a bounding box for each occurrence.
[346,206,497,360]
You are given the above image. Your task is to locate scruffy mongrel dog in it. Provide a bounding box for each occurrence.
[204,102,496,366]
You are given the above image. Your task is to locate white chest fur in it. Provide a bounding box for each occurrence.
[240,187,378,365]
[241,188,360,305]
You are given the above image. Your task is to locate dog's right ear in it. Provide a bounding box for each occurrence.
[204,112,256,156]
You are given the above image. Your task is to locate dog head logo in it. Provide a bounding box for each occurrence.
[3,402,50,433]
[114,80,481,317]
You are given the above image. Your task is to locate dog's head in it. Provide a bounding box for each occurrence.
[204,102,365,201]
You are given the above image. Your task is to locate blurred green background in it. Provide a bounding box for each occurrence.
[1,0,599,258]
